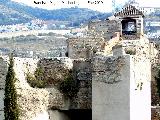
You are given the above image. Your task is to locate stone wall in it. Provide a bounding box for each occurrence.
[92,35,152,120]
[13,57,68,120]
[92,54,130,120]
[0,57,73,120]
[0,57,8,120]
[71,59,92,109]
[92,52,151,120]
[67,37,105,59]
[151,107,160,120]
[104,32,121,55]
[0,56,92,120]
[121,36,158,62]
[88,20,121,40]
[36,58,73,86]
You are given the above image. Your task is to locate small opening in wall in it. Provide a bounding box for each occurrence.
[121,18,137,35]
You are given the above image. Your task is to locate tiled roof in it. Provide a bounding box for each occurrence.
[114,5,144,17]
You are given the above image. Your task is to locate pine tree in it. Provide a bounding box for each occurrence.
[4,54,19,120]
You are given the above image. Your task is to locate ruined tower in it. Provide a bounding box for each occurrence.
[92,5,152,120]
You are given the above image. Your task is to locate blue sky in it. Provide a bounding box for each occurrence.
[11,0,160,12]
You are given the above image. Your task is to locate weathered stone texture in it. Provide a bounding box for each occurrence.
[122,37,158,61]
[88,20,121,40]
[73,59,92,81]
[92,55,130,120]
[74,80,92,109]
[0,57,91,120]
[37,58,73,86]
[71,59,92,109]
[13,58,69,120]
[67,37,105,59]
[92,36,152,119]
[0,56,8,120]
[92,55,125,84]
[0,57,74,120]
[0,57,8,89]
[0,56,91,120]
[151,107,160,120]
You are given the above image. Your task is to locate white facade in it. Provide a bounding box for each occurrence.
[130,55,151,120]
[92,51,151,120]
[92,55,131,120]
[139,7,160,15]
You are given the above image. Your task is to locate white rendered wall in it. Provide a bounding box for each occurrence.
[92,54,151,120]
[92,55,131,120]
[130,56,151,120]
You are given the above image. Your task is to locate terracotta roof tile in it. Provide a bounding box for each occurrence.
[114,5,144,17]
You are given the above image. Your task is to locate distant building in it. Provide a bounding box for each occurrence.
[139,7,160,15]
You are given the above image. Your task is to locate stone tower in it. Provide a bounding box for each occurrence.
[92,5,152,120]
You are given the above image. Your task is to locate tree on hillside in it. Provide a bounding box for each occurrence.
[4,54,19,120]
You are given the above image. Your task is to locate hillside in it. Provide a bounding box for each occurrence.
[0,4,35,25]
[0,0,111,26]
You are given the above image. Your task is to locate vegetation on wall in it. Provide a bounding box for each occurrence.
[26,64,78,98]
[59,73,79,98]
[26,67,46,88]
[125,49,136,55]
[4,54,20,120]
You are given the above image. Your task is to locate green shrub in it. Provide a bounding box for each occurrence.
[26,67,45,88]
[34,67,44,80]
[26,66,79,99]
[4,54,20,120]
[125,49,136,55]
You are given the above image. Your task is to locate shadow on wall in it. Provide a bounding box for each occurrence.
[62,109,92,120]
[49,109,92,120]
